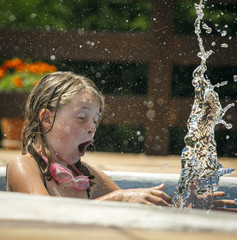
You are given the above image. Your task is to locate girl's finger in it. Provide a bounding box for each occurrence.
[146,194,172,207]
[213,199,235,207]
[151,189,172,204]
[213,191,225,198]
[154,183,165,190]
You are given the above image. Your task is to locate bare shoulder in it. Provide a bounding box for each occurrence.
[7,154,49,196]
[86,164,120,199]
[7,154,39,180]
[8,154,38,173]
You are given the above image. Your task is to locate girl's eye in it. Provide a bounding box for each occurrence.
[78,115,86,121]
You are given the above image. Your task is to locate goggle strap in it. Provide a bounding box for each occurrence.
[71,164,84,176]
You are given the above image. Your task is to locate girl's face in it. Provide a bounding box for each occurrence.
[44,91,101,166]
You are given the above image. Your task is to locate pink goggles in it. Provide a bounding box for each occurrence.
[40,153,90,191]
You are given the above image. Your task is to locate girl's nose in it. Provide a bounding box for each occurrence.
[87,121,96,136]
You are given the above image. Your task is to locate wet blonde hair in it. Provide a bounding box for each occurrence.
[22,71,104,178]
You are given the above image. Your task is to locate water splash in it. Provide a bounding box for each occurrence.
[173,0,235,209]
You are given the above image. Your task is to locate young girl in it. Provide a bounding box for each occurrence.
[6,71,172,206]
[6,71,236,211]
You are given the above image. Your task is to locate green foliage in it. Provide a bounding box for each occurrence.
[0,0,151,32]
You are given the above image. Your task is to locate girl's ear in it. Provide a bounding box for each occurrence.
[39,109,53,129]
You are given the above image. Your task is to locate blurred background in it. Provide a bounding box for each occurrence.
[0,0,236,157]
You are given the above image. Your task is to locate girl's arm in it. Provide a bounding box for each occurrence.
[7,155,50,196]
[89,166,172,206]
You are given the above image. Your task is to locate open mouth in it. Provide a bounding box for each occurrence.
[78,140,94,156]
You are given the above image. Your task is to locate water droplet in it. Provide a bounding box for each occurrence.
[96,72,101,78]
[155,136,160,140]
[138,136,144,142]
[233,75,237,82]
[211,42,216,46]
[31,13,37,19]
[9,15,16,21]
[136,131,141,136]
[214,81,228,88]
[50,55,56,61]
[147,101,154,109]
[123,140,129,147]
[146,109,155,120]
[221,43,228,48]
[221,31,227,37]
[226,135,230,140]
[45,25,51,31]
[202,23,212,34]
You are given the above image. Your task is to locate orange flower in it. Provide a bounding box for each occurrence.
[0,58,57,75]
[0,68,5,78]
[3,58,24,70]
[27,62,56,74]
[15,63,29,73]
[12,76,23,88]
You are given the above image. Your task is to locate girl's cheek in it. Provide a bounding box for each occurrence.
[64,126,72,134]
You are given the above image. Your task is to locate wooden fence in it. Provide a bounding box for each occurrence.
[0,0,236,155]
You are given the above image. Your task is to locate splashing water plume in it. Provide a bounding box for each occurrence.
[172,0,235,209]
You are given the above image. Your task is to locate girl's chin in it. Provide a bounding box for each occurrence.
[72,151,83,163]
[60,154,80,166]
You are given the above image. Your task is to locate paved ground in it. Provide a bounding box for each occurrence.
[1,149,237,177]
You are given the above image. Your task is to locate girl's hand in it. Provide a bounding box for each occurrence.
[212,191,237,212]
[96,183,172,207]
